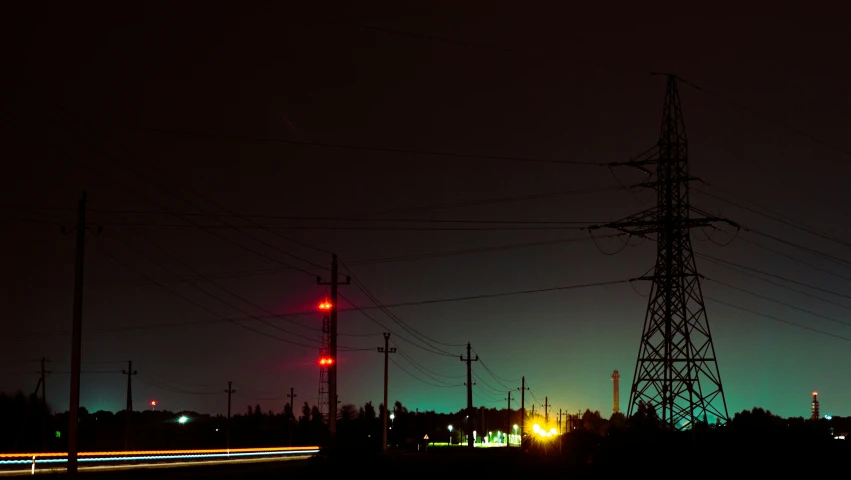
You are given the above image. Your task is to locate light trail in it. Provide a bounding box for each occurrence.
[0,445,318,458]
[0,453,314,476]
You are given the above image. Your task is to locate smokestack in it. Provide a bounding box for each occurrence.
[611,370,620,415]
[811,392,819,420]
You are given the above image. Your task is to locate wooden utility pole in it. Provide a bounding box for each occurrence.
[317,254,350,442]
[505,390,512,446]
[377,332,396,453]
[518,376,528,446]
[286,388,297,446]
[122,361,137,450]
[224,382,236,452]
[460,342,478,448]
[65,191,98,478]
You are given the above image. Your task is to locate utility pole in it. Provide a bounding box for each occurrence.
[35,357,51,451]
[558,408,563,433]
[505,391,512,446]
[317,253,350,442]
[518,377,528,445]
[224,382,236,452]
[287,388,297,447]
[122,361,137,450]
[377,332,396,453]
[460,342,478,448]
[64,191,99,478]
[542,397,549,424]
[39,357,50,403]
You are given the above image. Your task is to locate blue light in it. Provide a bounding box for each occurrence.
[825,415,833,420]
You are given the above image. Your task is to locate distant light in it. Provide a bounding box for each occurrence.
[55,431,61,439]
[390,413,395,420]
[448,425,453,432]
[151,401,157,406]
[513,424,518,430]
[813,392,818,396]
[318,301,332,311]
[825,415,833,420]
[215,428,219,432]
[178,416,189,424]
[319,357,334,366]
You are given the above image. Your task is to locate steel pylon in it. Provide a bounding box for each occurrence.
[591,74,733,429]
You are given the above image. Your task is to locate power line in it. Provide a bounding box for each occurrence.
[696,252,851,303]
[703,276,851,329]
[339,258,465,352]
[1,205,610,225]
[68,233,616,290]
[471,371,505,396]
[7,218,596,231]
[317,15,652,77]
[337,292,456,358]
[392,349,461,387]
[704,296,851,344]
[103,230,327,343]
[65,117,603,167]
[678,78,851,159]
[91,240,335,350]
[697,183,851,248]
[15,278,636,339]
[389,357,463,388]
[393,343,464,379]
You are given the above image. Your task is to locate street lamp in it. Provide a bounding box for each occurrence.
[448,424,453,445]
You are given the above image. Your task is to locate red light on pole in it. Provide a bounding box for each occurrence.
[319,357,334,366]
[150,400,157,410]
[319,300,332,311]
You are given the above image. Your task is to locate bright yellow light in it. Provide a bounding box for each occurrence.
[549,428,557,435]
[532,424,541,434]
[813,392,818,395]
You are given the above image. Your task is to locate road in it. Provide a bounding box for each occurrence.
[0,447,318,477]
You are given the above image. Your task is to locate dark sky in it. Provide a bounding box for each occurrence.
[3,2,850,420]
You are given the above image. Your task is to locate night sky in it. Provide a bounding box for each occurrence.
[3,3,850,420]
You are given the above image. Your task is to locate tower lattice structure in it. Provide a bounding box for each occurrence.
[591,74,734,429]
[318,314,330,422]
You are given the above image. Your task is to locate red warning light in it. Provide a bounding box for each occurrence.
[318,300,332,311]
[318,357,334,366]
[151,400,157,406]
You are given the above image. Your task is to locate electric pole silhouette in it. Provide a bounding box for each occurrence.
[317,253,350,442]
[518,376,528,444]
[590,74,733,429]
[505,390,512,445]
[377,332,396,453]
[460,342,478,448]
[63,191,100,478]
[35,357,50,403]
[224,382,236,452]
[542,397,550,424]
[287,387,297,446]
[122,361,137,450]
[35,357,50,450]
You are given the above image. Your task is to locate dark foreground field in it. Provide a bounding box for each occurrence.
[65,440,844,479]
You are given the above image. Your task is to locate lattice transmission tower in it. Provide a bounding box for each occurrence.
[318,311,331,422]
[591,74,735,429]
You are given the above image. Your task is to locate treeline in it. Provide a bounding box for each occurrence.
[1,390,848,459]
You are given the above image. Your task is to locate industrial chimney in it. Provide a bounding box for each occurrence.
[811,392,819,420]
[612,370,620,415]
